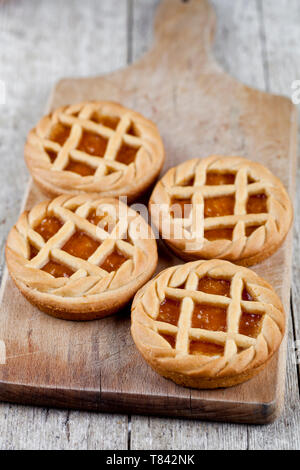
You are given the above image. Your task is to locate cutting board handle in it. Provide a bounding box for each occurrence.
[150,0,216,67]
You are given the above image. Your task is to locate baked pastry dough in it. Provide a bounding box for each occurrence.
[131,260,285,388]
[25,101,165,202]
[149,155,293,266]
[6,195,157,320]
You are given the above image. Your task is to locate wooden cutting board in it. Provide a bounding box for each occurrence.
[0,0,297,424]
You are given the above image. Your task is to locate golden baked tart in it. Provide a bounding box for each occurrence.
[131,260,285,389]
[6,195,157,320]
[25,101,165,202]
[149,155,293,266]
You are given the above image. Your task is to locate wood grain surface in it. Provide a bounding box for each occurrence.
[0,0,299,449]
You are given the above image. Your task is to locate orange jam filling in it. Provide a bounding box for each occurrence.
[91,114,120,130]
[160,334,176,348]
[170,198,192,218]
[46,149,57,163]
[197,277,231,297]
[49,122,71,146]
[29,244,38,260]
[62,231,100,260]
[35,216,63,241]
[177,282,187,289]
[42,259,74,278]
[87,208,105,227]
[100,250,128,273]
[239,312,262,338]
[242,288,254,302]
[189,340,224,356]
[116,143,139,165]
[192,304,227,332]
[204,228,233,241]
[245,225,260,237]
[246,193,267,213]
[204,196,235,218]
[65,160,95,176]
[181,175,195,186]
[157,298,182,326]
[127,123,139,137]
[206,172,235,185]
[77,131,108,157]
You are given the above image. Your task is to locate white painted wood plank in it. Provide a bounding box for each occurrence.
[211,0,265,89]
[131,416,247,450]
[0,0,129,450]
[0,405,128,450]
[247,0,300,450]
[131,0,160,61]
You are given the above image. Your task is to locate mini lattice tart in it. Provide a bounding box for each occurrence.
[25,101,165,202]
[131,260,285,389]
[149,155,293,266]
[6,195,157,320]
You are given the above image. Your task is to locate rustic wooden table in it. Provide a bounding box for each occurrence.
[0,0,299,450]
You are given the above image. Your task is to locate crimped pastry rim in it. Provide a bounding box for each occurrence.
[25,100,165,202]
[149,155,293,265]
[131,260,285,386]
[6,195,158,319]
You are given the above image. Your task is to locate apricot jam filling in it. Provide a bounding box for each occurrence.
[62,231,100,260]
[42,258,74,278]
[192,304,227,332]
[160,334,176,348]
[116,143,139,165]
[46,149,57,163]
[65,160,95,176]
[197,277,231,297]
[204,228,233,241]
[181,176,195,186]
[176,282,187,289]
[87,208,106,227]
[127,123,139,137]
[77,131,108,157]
[91,114,120,130]
[206,172,235,185]
[100,250,128,273]
[35,216,63,242]
[189,340,224,356]
[246,193,267,213]
[239,312,262,338]
[49,122,71,146]
[157,298,181,326]
[29,244,38,260]
[170,198,192,218]
[242,288,254,302]
[204,196,235,217]
[245,225,261,237]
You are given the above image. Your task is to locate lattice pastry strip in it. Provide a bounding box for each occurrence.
[149,155,293,265]
[131,260,285,389]
[25,101,165,202]
[6,195,158,321]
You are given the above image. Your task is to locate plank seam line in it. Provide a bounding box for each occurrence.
[127,415,131,450]
[256,0,270,92]
[127,0,133,65]
[290,291,300,398]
